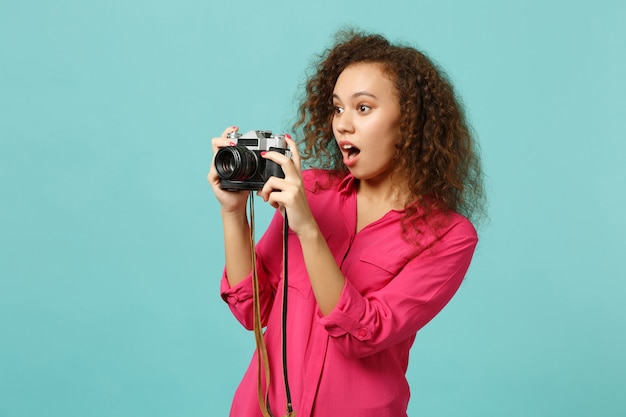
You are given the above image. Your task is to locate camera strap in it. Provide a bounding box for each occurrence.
[248,194,296,417]
[281,208,295,416]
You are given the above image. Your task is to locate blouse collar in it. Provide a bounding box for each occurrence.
[337,172,357,195]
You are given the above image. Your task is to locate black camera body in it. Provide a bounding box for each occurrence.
[215,130,291,191]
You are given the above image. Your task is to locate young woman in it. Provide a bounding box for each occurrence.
[208,30,485,417]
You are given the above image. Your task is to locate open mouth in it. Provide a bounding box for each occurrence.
[342,144,361,160]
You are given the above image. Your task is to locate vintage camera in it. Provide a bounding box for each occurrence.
[214,130,291,191]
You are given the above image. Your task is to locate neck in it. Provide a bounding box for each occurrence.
[357,175,411,211]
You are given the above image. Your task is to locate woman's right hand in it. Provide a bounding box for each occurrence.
[207,126,250,213]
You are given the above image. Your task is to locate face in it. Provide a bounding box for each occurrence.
[332,62,401,184]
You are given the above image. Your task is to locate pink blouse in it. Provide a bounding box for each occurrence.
[220,169,478,417]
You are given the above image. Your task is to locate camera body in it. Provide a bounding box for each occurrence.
[215,130,291,191]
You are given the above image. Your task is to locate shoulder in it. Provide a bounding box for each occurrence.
[441,212,477,240]
[411,207,477,240]
[424,211,478,256]
[399,209,477,259]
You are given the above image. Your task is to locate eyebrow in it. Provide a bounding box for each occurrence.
[332,91,378,100]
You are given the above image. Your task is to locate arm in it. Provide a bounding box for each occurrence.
[258,138,346,316]
[296,226,347,315]
[319,219,478,358]
[207,126,252,287]
[209,126,280,328]
[219,209,285,329]
[221,209,252,288]
[259,139,477,354]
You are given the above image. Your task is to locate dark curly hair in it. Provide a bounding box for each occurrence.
[294,29,486,229]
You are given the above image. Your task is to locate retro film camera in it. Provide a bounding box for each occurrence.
[214,130,291,191]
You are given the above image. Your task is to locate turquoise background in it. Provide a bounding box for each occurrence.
[1,0,625,416]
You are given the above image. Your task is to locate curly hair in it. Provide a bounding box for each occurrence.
[294,29,486,229]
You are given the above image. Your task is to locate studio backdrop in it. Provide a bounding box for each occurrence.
[1,1,624,416]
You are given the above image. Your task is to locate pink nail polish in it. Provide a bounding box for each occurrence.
[260,151,267,156]
[229,141,236,146]
[233,126,238,130]
[285,133,292,140]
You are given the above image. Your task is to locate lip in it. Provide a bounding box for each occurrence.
[338,140,360,167]
[343,154,359,167]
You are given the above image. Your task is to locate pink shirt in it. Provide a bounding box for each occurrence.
[220,169,477,417]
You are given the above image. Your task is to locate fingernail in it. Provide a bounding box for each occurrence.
[229,141,236,146]
[260,151,267,156]
[232,126,238,130]
[285,133,292,139]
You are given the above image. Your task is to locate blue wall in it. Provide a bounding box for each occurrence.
[1,1,624,416]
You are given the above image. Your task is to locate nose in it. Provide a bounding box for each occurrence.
[333,110,354,135]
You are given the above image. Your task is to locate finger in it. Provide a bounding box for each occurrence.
[211,126,239,152]
[261,151,301,182]
[265,187,286,210]
[221,125,238,138]
[261,149,291,165]
[211,137,232,153]
[209,125,239,182]
[258,176,282,202]
[284,134,301,171]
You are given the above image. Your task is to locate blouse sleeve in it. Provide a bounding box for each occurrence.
[318,219,478,358]
[219,209,285,330]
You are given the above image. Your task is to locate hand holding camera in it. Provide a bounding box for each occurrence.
[215,130,292,191]
[209,127,312,234]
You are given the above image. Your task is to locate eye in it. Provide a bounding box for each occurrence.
[334,105,344,114]
[358,104,371,112]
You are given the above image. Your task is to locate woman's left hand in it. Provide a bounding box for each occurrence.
[257,135,319,238]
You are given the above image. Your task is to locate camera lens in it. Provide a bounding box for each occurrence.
[215,146,259,180]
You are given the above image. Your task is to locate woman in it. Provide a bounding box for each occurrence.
[208,29,485,417]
